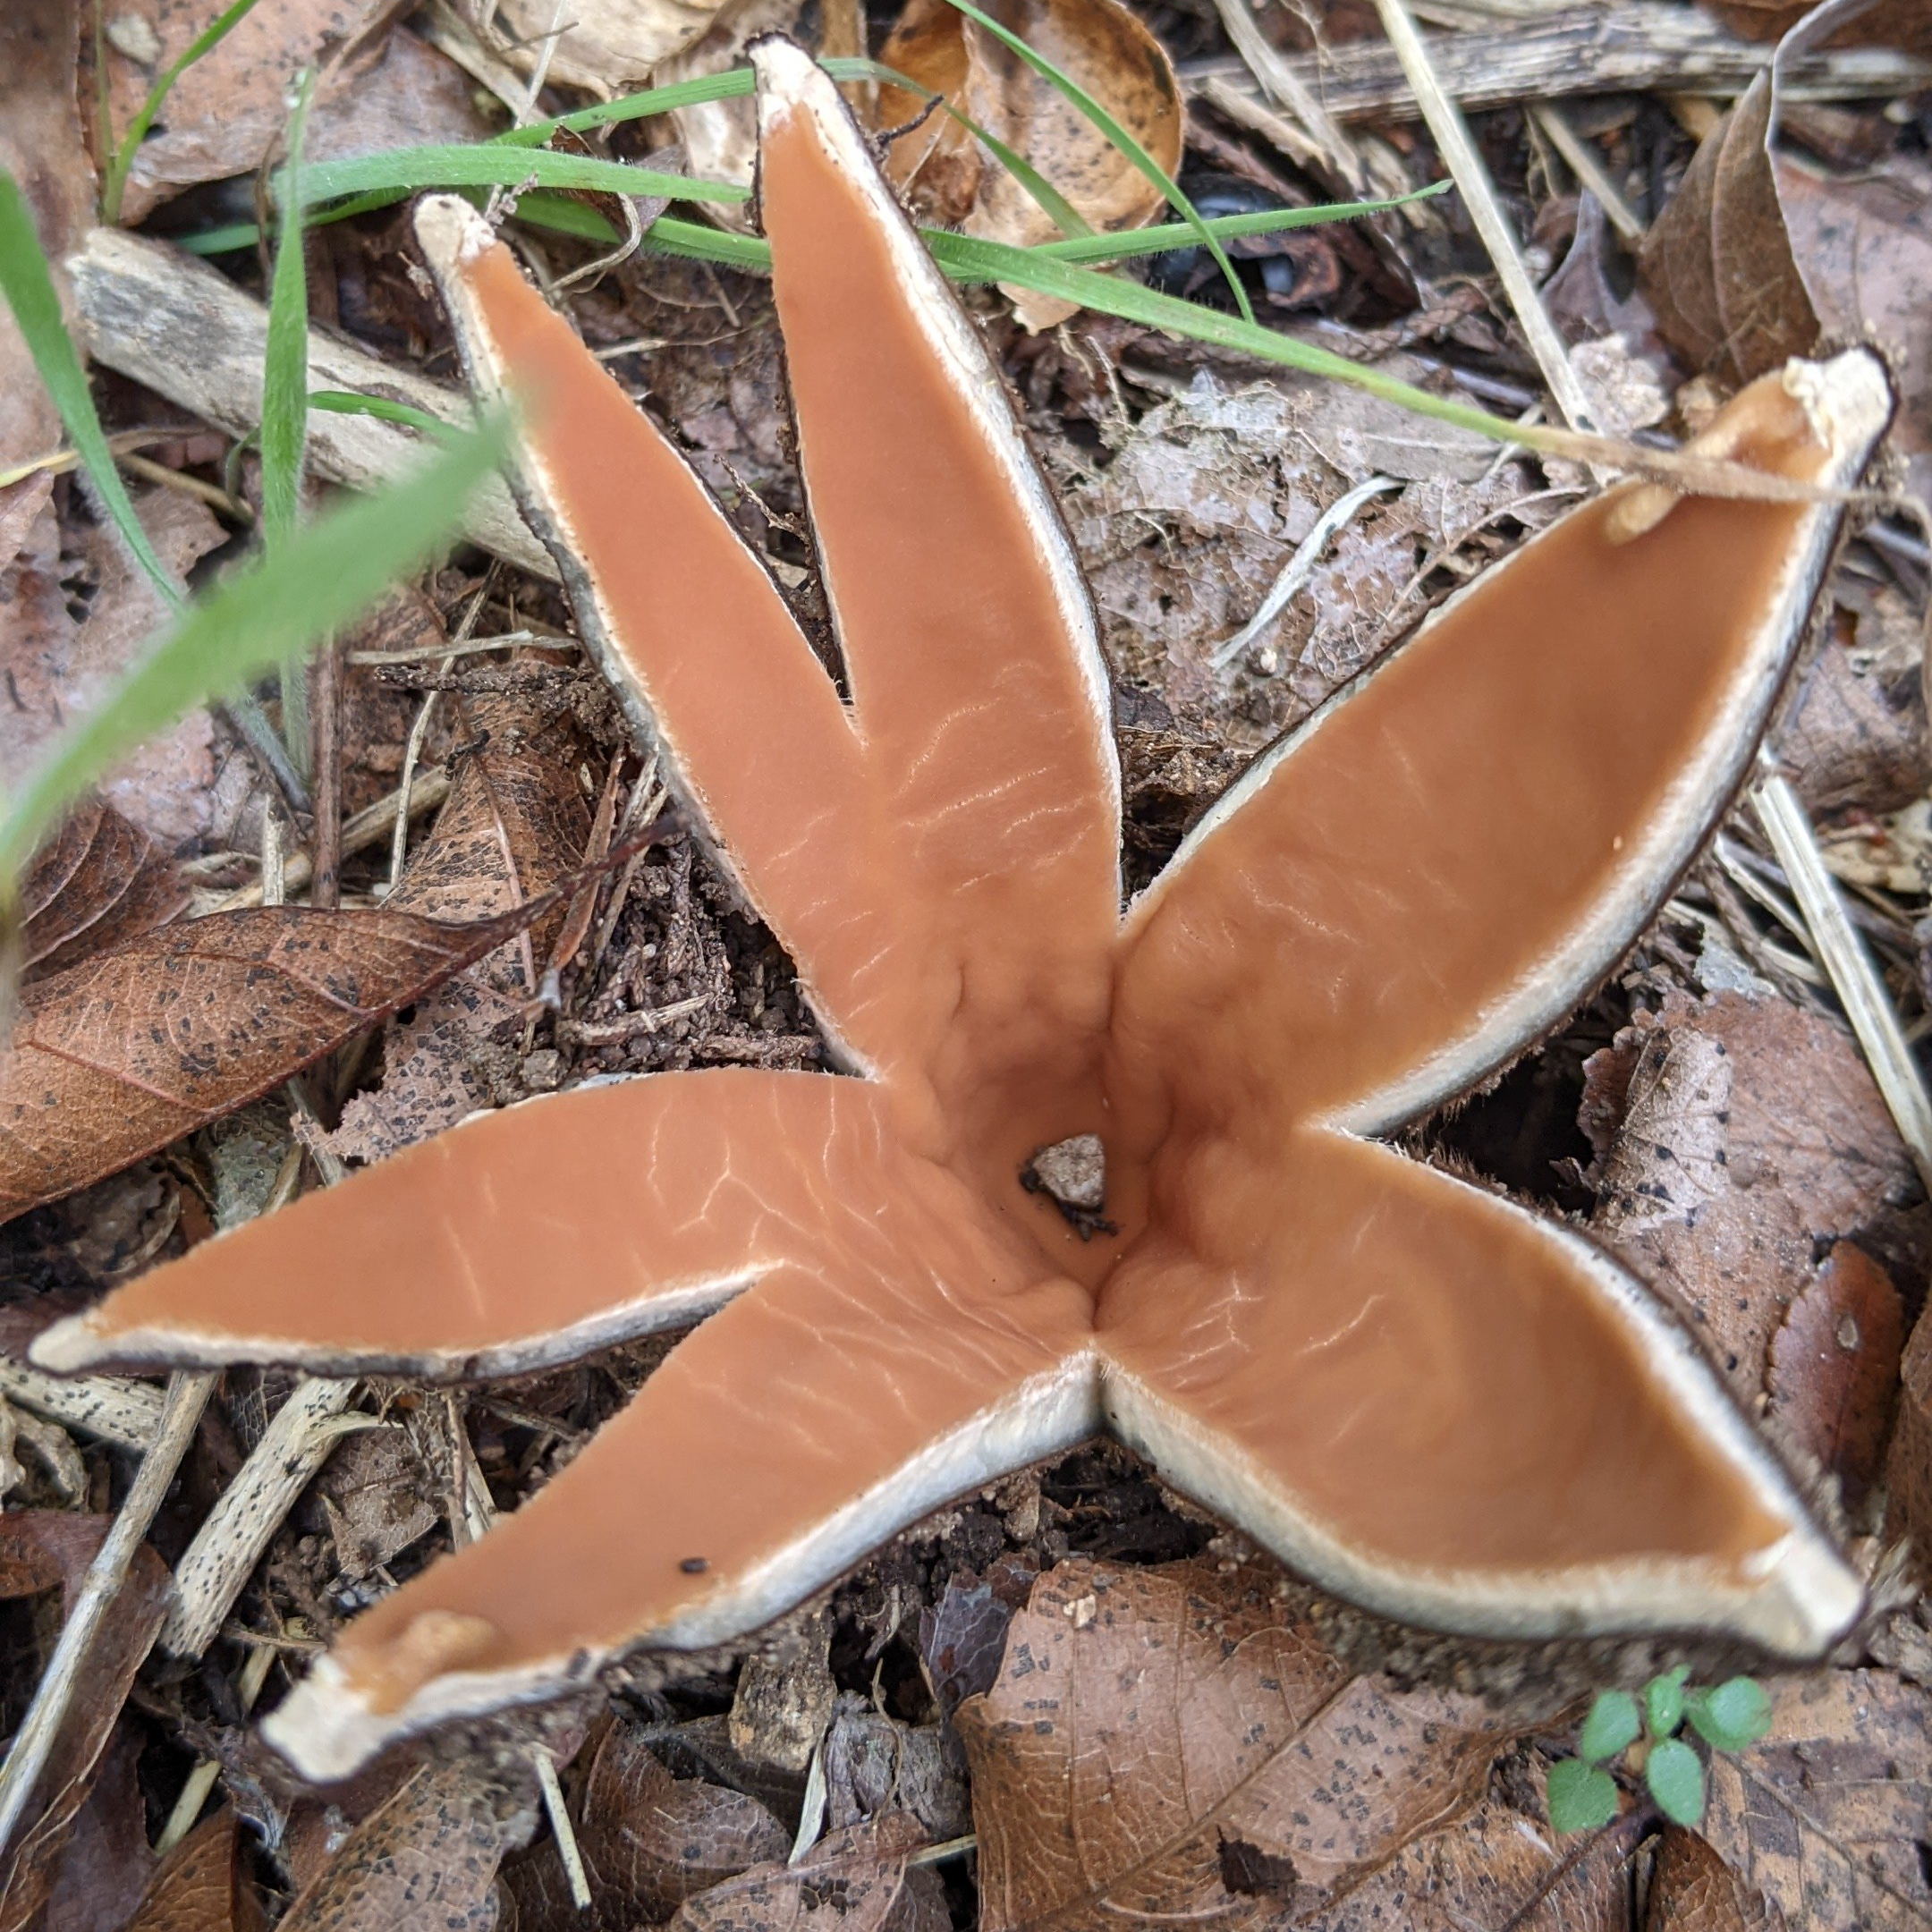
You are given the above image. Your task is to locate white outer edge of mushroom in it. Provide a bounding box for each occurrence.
[259,1352,1101,1783]
[746,35,1123,896]
[1123,346,1894,1142]
[1101,1172,1864,1659]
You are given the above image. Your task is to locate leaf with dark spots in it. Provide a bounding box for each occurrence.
[954,1557,1553,1931]
[667,1813,946,1932]
[276,1763,503,1932]
[1582,988,1926,1405]
[1700,1669,1932,1928]
[123,1809,265,1932]
[21,794,186,980]
[919,1558,1038,1715]
[507,1716,789,1931]
[0,1513,170,1932]
[0,850,647,1222]
[1767,1241,1903,1512]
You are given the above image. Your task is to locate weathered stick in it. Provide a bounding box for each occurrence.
[0,1371,216,1860]
[157,1377,361,1659]
[1183,2,1931,123]
[0,1359,165,1450]
[66,227,554,581]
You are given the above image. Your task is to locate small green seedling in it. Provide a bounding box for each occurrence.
[1546,1670,1772,1834]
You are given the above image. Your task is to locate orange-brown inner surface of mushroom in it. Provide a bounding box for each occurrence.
[444,116,1821,1624]
[104,121,1835,1698]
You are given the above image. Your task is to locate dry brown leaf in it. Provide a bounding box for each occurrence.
[123,1809,267,1932]
[1696,0,1932,49]
[315,1423,438,1582]
[1766,1241,1902,1511]
[666,1812,946,1932]
[1303,1796,1644,1931]
[1885,1298,1932,1561]
[954,1557,1548,1930]
[1582,988,1926,1402]
[1700,1669,1932,1930]
[0,891,585,1220]
[317,686,593,1164]
[277,1763,503,1932]
[0,0,91,500]
[1645,1825,1784,1932]
[659,0,804,225]
[824,1699,971,1843]
[1639,41,1932,496]
[0,1513,171,1932]
[96,4,491,224]
[0,489,226,852]
[21,794,187,981]
[1781,594,1930,819]
[36,1723,155,1932]
[507,1716,789,1930]
[489,0,733,89]
[878,0,1181,325]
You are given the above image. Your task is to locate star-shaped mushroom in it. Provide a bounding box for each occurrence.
[35,40,1888,1782]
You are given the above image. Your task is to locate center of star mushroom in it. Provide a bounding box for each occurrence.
[1021,1132,1116,1240]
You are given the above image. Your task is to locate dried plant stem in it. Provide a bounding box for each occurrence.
[0,1370,216,1859]
[155,1640,275,1852]
[0,1360,165,1450]
[212,765,450,911]
[1368,0,1597,433]
[1751,768,1932,1193]
[1529,103,1646,242]
[533,1748,591,1909]
[158,1377,361,1658]
[1208,0,1366,191]
[1214,474,1400,667]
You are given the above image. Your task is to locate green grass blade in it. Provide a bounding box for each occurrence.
[937,0,1253,319]
[917,227,1536,445]
[0,169,181,610]
[262,70,316,776]
[308,389,446,434]
[284,146,747,212]
[261,71,315,556]
[0,418,510,882]
[99,0,265,225]
[1030,182,1449,261]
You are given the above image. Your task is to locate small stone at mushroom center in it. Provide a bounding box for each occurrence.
[1025,1133,1106,1212]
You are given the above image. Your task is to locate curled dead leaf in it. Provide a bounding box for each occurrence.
[20,794,186,982]
[954,1557,1552,1930]
[506,1716,789,1930]
[490,0,736,89]
[1640,10,1932,496]
[878,0,1182,325]
[123,1809,266,1932]
[276,1763,503,1932]
[0,1513,170,1932]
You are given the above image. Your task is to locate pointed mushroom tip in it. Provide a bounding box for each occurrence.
[1743,1525,1866,1660]
[412,193,495,278]
[747,32,832,126]
[1785,345,1894,455]
[28,1314,112,1375]
[260,1657,395,1784]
